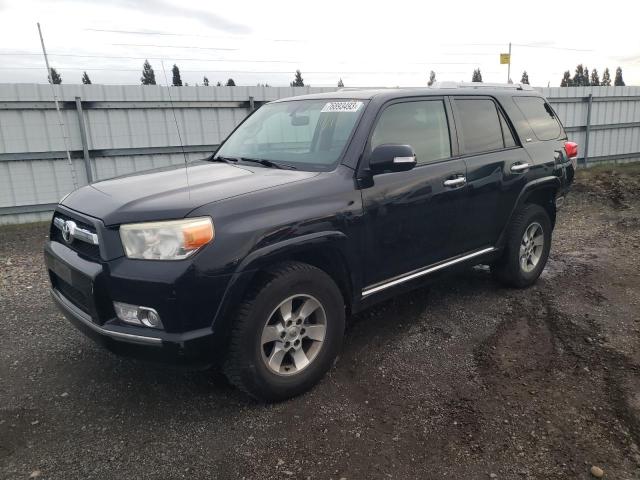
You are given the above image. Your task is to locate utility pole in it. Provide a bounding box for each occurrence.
[507,42,512,84]
[37,22,78,189]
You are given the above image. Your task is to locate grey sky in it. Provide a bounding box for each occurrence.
[0,0,638,87]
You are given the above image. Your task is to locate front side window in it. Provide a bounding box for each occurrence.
[215,99,366,171]
[371,100,451,165]
[513,96,562,141]
[455,98,505,155]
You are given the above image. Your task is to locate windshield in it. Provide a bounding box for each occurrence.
[214,99,367,171]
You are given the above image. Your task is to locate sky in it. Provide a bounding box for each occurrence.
[0,0,638,88]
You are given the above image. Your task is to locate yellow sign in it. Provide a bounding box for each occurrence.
[500,53,511,64]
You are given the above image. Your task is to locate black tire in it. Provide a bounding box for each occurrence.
[223,261,345,402]
[491,204,552,288]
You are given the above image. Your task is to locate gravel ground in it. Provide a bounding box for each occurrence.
[1,165,640,480]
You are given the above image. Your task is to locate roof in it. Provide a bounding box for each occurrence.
[272,84,542,103]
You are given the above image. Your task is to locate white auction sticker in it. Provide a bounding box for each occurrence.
[321,101,363,113]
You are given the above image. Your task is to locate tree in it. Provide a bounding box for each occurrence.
[428,70,436,86]
[49,67,62,84]
[140,60,156,85]
[471,68,482,82]
[290,69,304,87]
[520,71,529,85]
[573,64,587,86]
[81,71,91,85]
[203,76,209,86]
[337,78,344,88]
[560,71,573,87]
[226,78,236,86]
[216,81,222,86]
[171,64,182,86]
[583,67,591,86]
[614,67,625,86]
[590,68,600,86]
[601,68,611,86]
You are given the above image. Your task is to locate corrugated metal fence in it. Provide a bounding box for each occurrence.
[1,84,639,224]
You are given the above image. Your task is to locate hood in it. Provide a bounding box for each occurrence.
[61,161,317,226]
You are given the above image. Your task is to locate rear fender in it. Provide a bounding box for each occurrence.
[496,176,561,249]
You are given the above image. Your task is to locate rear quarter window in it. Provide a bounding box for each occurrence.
[512,96,562,141]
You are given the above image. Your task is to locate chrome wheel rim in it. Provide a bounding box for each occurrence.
[520,222,544,273]
[260,294,327,376]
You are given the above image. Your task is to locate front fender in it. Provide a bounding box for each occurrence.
[208,231,355,344]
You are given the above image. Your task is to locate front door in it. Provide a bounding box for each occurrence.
[360,98,467,288]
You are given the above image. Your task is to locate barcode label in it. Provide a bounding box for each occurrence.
[321,101,363,113]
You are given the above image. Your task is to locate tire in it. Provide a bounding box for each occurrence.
[491,204,552,288]
[223,261,345,402]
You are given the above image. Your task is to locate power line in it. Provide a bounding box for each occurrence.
[111,43,238,51]
[85,28,305,43]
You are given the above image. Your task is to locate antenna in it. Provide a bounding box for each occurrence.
[160,60,190,199]
[37,22,78,189]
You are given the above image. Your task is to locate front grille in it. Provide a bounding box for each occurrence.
[50,272,91,314]
[50,213,101,260]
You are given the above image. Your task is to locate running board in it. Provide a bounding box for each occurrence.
[361,247,497,297]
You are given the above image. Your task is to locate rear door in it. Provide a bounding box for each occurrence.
[450,96,531,252]
[360,97,468,288]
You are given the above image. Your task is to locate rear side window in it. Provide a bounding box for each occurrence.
[371,100,451,165]
[455,99,505,154]
[513,96,561,141]
[498,109,517,147]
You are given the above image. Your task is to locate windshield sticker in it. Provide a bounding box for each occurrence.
[321,101,363,113]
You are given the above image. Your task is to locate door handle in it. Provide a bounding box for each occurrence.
[510,163,531,173]
[443,176,466,188]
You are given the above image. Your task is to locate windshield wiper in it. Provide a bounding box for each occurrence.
[237,157,297,170]
[209,155,239,164]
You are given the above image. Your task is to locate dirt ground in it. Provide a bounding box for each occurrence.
[1,165,640,480]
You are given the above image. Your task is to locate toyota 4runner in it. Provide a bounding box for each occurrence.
[45,84,576,401]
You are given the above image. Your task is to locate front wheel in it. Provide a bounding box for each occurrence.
[223,262,345,402]
[491,204,552,288]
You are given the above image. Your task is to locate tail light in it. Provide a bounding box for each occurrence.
[564,141,578,160]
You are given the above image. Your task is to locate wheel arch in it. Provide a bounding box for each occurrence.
[496,176,560,249]
[210,231,356,339]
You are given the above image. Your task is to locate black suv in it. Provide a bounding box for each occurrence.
[45,84,576,401]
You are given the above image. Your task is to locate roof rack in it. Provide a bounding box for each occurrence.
[430,81,534,91]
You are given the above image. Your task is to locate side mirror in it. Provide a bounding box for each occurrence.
[369,144,417,173]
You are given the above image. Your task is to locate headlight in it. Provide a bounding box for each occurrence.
[119,217,214,260]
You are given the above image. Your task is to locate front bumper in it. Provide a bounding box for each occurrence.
[50,286,217,364]
[44,219,231,365]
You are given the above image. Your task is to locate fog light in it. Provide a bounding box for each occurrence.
[113,301,163,329]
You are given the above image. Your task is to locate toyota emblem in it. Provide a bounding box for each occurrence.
[61,220,77,244]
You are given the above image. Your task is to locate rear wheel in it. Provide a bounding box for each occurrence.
[224,262,345,402]
[491,204,552,288]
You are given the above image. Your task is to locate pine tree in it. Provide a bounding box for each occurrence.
[140,60,156,85]
[428,70,436,86]
[203,76,209,86]
[81,71,91,85]
[49,67,62,84]
[590,69,600,86]
[216,81,222,86]
[520,71,529,85]
[171,64,182,86]
[337,78,344,88]
[614,67,625,86]
[584,67,591,86]
[226,78,236,86]
[573,64,586,86]
[560,71,573,87]
[601,68,611,86]
[290,69,304,87]
[471,68,483,82]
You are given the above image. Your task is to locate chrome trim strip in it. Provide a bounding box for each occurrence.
[50,288,163,346]
[53,216,99,245]
[362,247,497,297]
